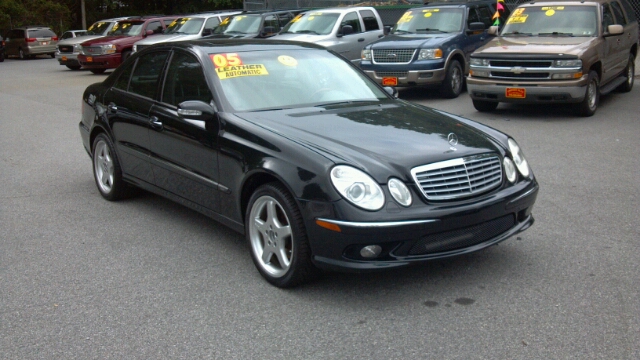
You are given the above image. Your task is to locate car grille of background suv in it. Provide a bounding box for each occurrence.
[411,154,503,201]
[407,214,515,255]
[58,45,74,53]
[81,46,104,56]
[372,49,416,64]
[375,71,408,78]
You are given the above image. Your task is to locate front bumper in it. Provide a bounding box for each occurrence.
[56,52,80,66]
[303,180,539,272]
[77,53,122,69]
[467,76,589,103]
[363,68,447,86]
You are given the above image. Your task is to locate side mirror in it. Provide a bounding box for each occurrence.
[384,86,398,98]
[488,26,499,35]
[383,25,391,35]
[145,29,154,36]
[178,100,216,130]
[260,26,276,37]
[202,28,213,36]
[467,22,486,34]
[605,24,624,36]
[338,25,354,37]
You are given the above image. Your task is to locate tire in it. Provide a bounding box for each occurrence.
[439,60,464,99]
[92,133,128,201]
[472,99,499,112]
[0,52,4,62]
[90,68,106,74]
[66,65,82,70]
[19,48,25,60]
[575,70,599,117]
[617,54,635,93]
[121,50,132,62]
[50,53,55,58]
[246,182,318,288]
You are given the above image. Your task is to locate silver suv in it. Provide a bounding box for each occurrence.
[3,26,58,59]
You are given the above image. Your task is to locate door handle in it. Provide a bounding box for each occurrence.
[358,38,365,42]
[149,116,163,130]
[107,103,117,113]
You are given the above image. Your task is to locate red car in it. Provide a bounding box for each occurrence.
[78,15,177,74]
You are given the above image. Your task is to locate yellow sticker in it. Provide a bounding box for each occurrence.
[278,55,297,67]
[512,8,525,16]
[422,9,439,12]
[310,12,323,16]
[235,16,245,21]
[425,13,432,18]
[541,6,564,10]
[216,64,269,80]
[397,12,414,24]
[308,16,315,21]
[291,14,302,23]
[506,15,528,24]
[545,9,555,16]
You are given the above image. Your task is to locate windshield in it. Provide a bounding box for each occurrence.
[214,15,262,34]
[392,8,464,34]
[280,12,340,35]
[210,49,388,111]
[109,22,144,36]
[165,17,205,35]
[501,5,598,37]
[87,21,113,36]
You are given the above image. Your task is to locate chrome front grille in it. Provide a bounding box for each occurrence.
[411,154,502,200]
[58,45,74,53]
[471,58,578,81]
[81,46,104,56]
[375,71,408,78]
[372,49,416,64]
[489,60,553,68]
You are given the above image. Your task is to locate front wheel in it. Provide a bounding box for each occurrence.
[66,65,81,70]
[617,54,635,93]
[439,60,463,99]
[19,48,26,59]
[50,53,55,58]
[246,183,317,287]
[472,99,498,112]
[0,52,4,62]
[575,70,599,117]
[92,133,128,201]
[90,68,106,74]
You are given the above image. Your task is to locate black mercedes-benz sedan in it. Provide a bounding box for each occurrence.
[79,39,538,287]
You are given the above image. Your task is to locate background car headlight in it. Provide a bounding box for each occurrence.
[388,178,412,207]
[470,58,489,66]
[554,59,582,67]
[101,44,117,54]
[503,157,517,183]
[330,165,384,211]
[361,49,371,61]
[73,43,82,51]
[418,48,443,60]
[508,138,530,178]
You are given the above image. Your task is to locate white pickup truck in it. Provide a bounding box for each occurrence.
[269,7,386,65]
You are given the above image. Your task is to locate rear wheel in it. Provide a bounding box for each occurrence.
[18,48,25,59]
[575,70,599,117]
[0,51,4,62]
[90,68,106,74]
[66,65,81,70]
[246,182,318,288]
[439,60,464,98]
[472,99,498,112]
[50,53,55,58]
[617,54,635,93]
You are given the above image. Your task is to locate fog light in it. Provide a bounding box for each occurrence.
[360,245,382,258]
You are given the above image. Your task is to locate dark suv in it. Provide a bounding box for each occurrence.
[360,0,509,98]
[77,15,177,74]
[3,26,59,59]
[206,10,303,38]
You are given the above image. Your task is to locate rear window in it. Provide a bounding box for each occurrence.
[28,29,56,38]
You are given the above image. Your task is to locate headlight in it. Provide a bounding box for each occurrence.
[361,49,371,61]
[507,138,530,178]
[554,59,582,68]
[470,58,489,67]
[330,165,385,211]
[132,45,137,52]
[101,44,117,54]
[73,43,82,51]
[418,48,443,60]
[503,157,517,183]
[388,178,412,207]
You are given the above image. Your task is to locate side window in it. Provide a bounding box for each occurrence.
[162,51,212,106]
[114,60,135,91]
[278,13,294,28]
[146,21,163,34]
[341,12,362,34]
[467,7,480,27]
[610,1,628,25]
[129,51,169,99]
[204,17,220,31]
[602,4,615,30]
[263,15,279,34]
[61,32,73,40]
[476,6,494,28]
[359,10,380,31]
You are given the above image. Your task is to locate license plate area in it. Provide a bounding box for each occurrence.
[87,57,93,62]
[382,77,398,86]
[506,87,526,98]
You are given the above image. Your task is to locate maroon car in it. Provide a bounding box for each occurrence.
[78,15,177,74]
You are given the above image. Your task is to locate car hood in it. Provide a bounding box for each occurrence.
[80,35,138,46]
[206,33,259,39]
[271,33,333,42]
[57,35,105,46]
[475,36,596,56]
[368,33,457,49]
[136,33,202,45]
[233,101,501,181]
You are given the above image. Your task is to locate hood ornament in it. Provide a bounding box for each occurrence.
[447,133,458,151]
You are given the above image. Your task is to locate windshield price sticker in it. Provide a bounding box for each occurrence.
[541,6,564,16]
[398,12,414,24]
[211,53,243,68]
[215,64,269,80]
[423,9,439,18]
[278,55,298,67]
[512,8,525,17]
[507,15,528,24]
[291,14,303,23]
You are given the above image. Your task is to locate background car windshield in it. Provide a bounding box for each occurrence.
[87,21,112,35]
[110,22,144,36]
[27,29,56,37]
[281,12,340,35]
[165,17,205,35]
[210,49,388,111]
[214,15,262,34]
[502,6,598,36]
[393,8,464,33]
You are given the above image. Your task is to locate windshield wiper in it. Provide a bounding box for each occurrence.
[502,31,533,36]
[416,28,449,33]
[314,100,379,107]
[538,32,574,37]
[393,29,414,34]
[295,30,320,35]
[225,31,246,34]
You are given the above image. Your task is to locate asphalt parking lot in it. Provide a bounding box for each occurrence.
[1,56,639,359]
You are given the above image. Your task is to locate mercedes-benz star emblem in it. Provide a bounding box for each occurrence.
[448,133,459,146]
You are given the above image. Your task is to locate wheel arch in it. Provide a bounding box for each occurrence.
[589,61,602,80]
[240,170,297,225]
